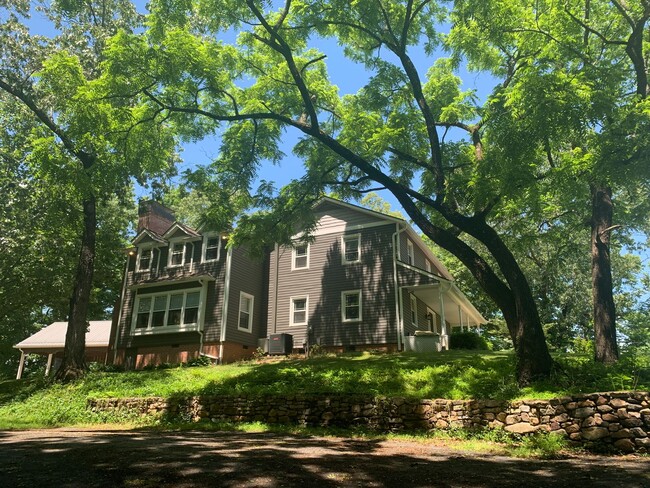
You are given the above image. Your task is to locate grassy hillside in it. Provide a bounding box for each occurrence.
[0,350,647,429]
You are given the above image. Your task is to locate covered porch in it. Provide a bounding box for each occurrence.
[14,320,112,379]
[401,282,486,353]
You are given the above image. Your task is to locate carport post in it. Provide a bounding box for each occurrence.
[16,350,25,380]
[45,353,54,376]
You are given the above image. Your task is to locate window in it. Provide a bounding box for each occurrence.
[292,243,309,270]
[406,239,414,266]
[202,233,220,262]
[238,292,254,332]
[342,234,361,264]
[342,290,362,322]
[132,289,201,333]
[410,294,418,325]
[425,259,432,273]
[290,296,308,325]
[168,241,185,267]
[137,248,153,272]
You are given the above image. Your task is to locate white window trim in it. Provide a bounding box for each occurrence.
[291,243,310,270]
[341,233,361,265]
[410,294,418,326]
[167,239,186,268]
[131,287,204,335]
[289,295,309,326]
[238,291,254,333]
[425,259,432,273]
[406,239,414,266]
[136,246,154,273]
[201,232,221,263]
[341,289,362,323]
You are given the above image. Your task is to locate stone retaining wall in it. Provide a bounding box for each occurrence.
[88,391,650,452]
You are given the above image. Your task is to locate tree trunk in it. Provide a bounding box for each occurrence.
[590,183,619,364]
[415,214,553,385]
[475,225,553,384]
[55,195,96,382]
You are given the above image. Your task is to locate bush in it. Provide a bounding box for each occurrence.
[450,331,489,350]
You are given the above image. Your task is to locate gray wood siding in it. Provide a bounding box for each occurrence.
[269,223,398,347]
[314,201,389,233]
[402,291,430,336]
[398,233,444,276]
[397,266,438,288]
[224,247,266,347]
[117,244,227,350]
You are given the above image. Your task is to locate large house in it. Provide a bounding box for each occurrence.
[109,198,485,368]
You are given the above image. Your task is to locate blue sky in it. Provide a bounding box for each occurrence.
[22,1,496,216]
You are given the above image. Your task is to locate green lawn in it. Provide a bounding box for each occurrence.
[0,350,647,429]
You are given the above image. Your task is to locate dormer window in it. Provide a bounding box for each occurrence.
[202,233,220,262]
[169,241,185,267]
[136,248,153,272]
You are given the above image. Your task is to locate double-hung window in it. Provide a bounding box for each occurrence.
[202,233,220,262]
[137,248,153,272]
[290,296,308,325]
[342,290,362,322]
[342,234,361,264]
[133,289,201,333]
[410,294,418,325]
[238,292,254,332]
[168,241,185,267]
[292,244,309,270]
[406,239,414,266]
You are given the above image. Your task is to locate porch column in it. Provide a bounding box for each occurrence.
[16,351,25,380]
[458,305,463,332]
[438,286,447,349]
[45,353,54,376]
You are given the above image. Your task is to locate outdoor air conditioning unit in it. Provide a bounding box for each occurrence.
[268,333,293,355]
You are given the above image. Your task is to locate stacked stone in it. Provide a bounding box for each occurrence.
[87,391,650,452]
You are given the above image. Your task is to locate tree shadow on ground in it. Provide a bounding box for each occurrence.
[0,429,647,488]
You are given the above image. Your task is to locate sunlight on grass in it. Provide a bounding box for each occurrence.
[0,350,646,430]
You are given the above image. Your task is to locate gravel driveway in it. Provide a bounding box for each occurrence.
[1,429,649,487]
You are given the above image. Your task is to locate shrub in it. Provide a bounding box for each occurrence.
[186,355,213,367]
[450,331,489,350]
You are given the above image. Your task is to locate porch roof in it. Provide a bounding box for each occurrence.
[14,320,112,351]
[405,283,486,325]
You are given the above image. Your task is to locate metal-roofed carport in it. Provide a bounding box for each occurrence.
[13,320,112,379]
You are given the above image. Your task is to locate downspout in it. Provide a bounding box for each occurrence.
[273,243,279,335]
[392,223,408,351]
[219,247,233,364]
[112,253,131,364]
[197,279,208,357]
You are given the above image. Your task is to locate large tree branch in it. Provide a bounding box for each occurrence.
[0,78,96,170]
[246,0,320,130]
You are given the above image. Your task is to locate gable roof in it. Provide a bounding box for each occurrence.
[132,228,166,246]
[315,196,406,225]
[14,321,112,350]
[161,221,202,240]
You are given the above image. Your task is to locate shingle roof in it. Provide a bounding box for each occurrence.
[14,320,112,350]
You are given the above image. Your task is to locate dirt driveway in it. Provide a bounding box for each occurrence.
[1,429,649,487]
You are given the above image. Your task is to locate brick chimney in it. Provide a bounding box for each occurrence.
[137,200,176,235]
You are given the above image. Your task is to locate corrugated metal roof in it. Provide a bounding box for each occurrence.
[14,321,112,350]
